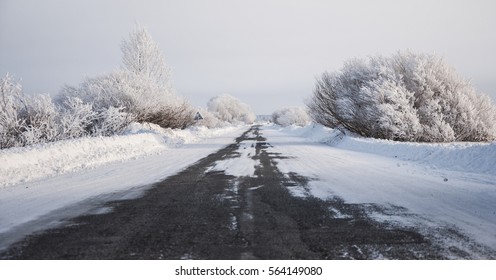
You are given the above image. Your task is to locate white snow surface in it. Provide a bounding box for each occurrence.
[263,124,496,255]
[279,124,496,175]
[207,130,260,177]
[0,123,247,250]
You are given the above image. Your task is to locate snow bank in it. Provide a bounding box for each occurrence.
[276,124,496,175]
[0,123,241,187]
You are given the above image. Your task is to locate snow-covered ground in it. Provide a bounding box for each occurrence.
[0,123,247,250]
[263,124,496,256]
[1,122,495,257]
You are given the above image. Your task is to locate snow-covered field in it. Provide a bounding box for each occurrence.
[0,123,247,250]
[263,124,496,256]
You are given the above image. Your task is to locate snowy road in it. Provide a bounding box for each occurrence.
[1,125,495,259]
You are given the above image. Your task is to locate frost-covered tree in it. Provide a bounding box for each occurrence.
[272,107,311,127]
[308,51,496,142]
[121,24,172,91]
[207,94,256,124]
[58,25,194,129]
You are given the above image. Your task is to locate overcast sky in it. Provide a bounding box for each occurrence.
[1,0,495,114]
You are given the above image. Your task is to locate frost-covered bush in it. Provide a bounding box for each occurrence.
[0,74,135,149]
[0,74,61,148]
[1,74,26,148]
[308,51,496,142]
[19,93,60,145]
[207,94,256,124]
[272,107,311,127]
[58,96,98,139]
[91,106,132,136]
[58,71,193,129]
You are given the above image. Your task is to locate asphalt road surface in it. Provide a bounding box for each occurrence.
[0,126,485,259]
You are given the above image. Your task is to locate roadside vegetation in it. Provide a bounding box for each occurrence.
[0,26,254,149]
[192,94,257,129]
[308,51,496,142]
[272,107,311,127]
[205,94,256,126]
[3,42,496,149]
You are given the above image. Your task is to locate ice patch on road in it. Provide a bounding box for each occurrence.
[207,140,260,177]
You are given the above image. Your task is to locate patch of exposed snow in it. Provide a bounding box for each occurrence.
[207,140,260,177]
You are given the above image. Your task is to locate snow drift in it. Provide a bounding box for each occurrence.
[0,123,242,187]
[276,124,496,175]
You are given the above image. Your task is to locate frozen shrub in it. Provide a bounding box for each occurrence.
[0,74,135,149]
[272,107,311,127]
[0,74,61,148]
[207,94,256,124]
[0,74,26,148]
[19,94,60,145]
[57,95,133,137]
[145,100,195,129]
[92,106,132,136]
[58,96,98,139]
[308,51,496,142]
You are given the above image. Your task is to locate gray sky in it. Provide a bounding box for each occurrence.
[1,0,495,114]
